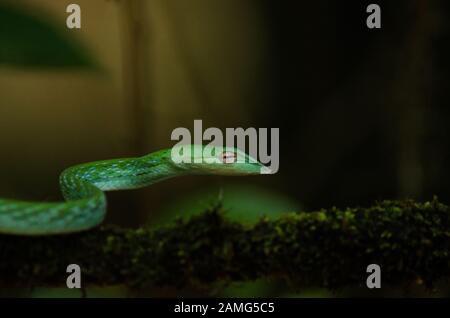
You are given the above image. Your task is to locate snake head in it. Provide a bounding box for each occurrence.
[170,144,270,175]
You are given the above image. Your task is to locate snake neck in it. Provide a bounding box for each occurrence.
[60,150,184,196]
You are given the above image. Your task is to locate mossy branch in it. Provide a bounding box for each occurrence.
[1,198,449,290]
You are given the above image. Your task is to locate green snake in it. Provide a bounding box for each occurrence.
[0,145,265,235]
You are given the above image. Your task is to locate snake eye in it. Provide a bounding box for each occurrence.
[219,151,237,164]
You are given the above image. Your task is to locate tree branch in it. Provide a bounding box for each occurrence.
[1,198,449,290]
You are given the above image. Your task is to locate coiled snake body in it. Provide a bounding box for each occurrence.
[0,145,264,235]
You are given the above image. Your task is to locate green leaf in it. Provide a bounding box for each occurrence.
[0,3,95,69]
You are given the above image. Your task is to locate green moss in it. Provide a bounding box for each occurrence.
[0,198,449,291]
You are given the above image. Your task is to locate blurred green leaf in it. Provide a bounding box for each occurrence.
[153,184,301,225]
[0,3,95,68]
[219,279,276,298]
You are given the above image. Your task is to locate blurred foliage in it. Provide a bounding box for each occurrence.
[152,185,301,297]
[153,184,301,225]
[0,2,94,68]
[218,279,278,297]
[29,286,127,298]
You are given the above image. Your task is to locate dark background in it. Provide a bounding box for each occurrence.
[259,0,449,209]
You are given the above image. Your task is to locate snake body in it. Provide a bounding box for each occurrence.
[0,145,263,235]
